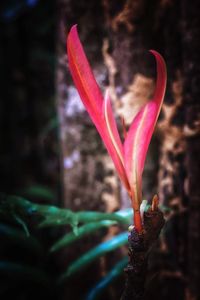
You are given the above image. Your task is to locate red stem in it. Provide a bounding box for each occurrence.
[134,210,143,233]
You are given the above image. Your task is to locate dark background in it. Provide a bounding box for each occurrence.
[0,0,200,299]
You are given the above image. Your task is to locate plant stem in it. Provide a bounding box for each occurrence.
[121,208,165,300]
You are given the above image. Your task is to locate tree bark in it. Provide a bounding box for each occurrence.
[56,0,200,299]
[181,1,200,298]
[121,208,165,300]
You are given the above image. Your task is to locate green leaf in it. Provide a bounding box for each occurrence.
[76,210,131,225]
[38,208,78,231]
[18,185,55,201]
[13,214,30,236]
[86,257,128,300]
[50,220,116,252]
[58,232,128,282]
[0,195,79,232]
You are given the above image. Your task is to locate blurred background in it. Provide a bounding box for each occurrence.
[0,0,200,299]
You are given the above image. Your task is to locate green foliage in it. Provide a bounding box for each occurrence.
[0,194,132,234]
[0,195,170,298]
[0,194,132,298]
[86,257,128,300]
[18,185,55,202]
[58,232,128,282]
[50,220,117,252]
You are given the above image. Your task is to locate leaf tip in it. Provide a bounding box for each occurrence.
[67,24,78,48]
[149,49,167,73]
[69,24,78,33]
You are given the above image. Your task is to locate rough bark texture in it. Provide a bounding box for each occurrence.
[121,209,165,300]
[56,0,200,299]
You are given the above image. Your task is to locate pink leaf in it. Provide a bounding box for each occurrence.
[67,25,130,191]
[103,89,124,166]
[67,25,103,131]
[67,25,167,231]
[124,51,167,210]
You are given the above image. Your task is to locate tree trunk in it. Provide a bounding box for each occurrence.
[56,0,200,299]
